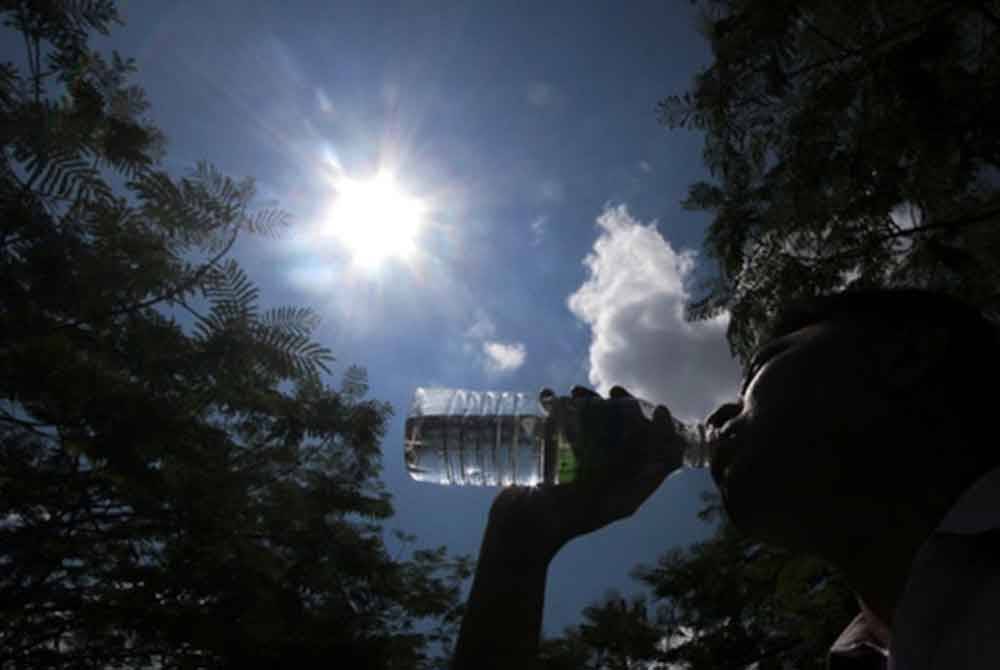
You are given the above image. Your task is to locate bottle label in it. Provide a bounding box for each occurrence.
[544,397,583,485]
[548,395,660,485]
[548,396,617,485]
[556,441,578,484]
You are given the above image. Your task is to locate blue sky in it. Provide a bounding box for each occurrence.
[95,0,745,635]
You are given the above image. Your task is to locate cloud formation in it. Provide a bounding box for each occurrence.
[531,215,548,245]
[464,309,527,375]
[567,205,741,423]
[483,341,527,373]
[314,87,334,114]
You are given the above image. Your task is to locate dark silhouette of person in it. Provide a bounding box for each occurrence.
[451,288,1000,670]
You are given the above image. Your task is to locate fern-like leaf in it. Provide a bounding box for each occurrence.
[340,365,369,400]
[244,207,290,237]
[260,306,321,339]
[25,146,112,205]
[131,169,194,239]
[202,259,259,318]
[255,305,333,378]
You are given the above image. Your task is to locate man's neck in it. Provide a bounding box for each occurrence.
[827,511,941,627]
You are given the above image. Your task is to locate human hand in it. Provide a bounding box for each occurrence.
[485,385,682,564]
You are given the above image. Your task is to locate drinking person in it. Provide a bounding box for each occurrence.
[451,289,1000,670]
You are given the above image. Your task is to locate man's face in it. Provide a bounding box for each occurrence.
[708,317,895,549]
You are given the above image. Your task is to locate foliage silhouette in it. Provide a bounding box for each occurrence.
[664,0,1000,364]
[540,494,857,669]
[0,2,470,668]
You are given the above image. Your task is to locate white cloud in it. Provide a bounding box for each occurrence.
[567,204,741,423]
[531,215,548,245]
[639,160,653,174]
[483,341,527,373]
[527,81,555,107]
[463,309,526,374]
[315,87,334,114]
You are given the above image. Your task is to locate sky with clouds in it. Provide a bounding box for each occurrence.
[91,0,746,636]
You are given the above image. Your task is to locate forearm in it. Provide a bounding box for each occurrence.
[451,518,556,670]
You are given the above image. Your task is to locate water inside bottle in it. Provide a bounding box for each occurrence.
[404,414,546,486]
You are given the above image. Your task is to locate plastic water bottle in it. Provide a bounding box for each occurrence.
[403,387,715,487]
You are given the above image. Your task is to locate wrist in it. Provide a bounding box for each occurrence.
[480,512,560,570]
[486,486,572,565]
[455,515,553,670]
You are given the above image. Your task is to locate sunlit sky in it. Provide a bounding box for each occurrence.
[95,1,744,635]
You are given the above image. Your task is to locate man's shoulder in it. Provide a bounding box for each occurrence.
[925,531,1000,667]
[891,529,1000,669]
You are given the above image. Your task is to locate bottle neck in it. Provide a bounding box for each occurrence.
[676,419,711,469]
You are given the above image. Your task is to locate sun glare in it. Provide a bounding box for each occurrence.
[326,171,425,269]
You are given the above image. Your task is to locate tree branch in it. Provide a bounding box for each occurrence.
[786,5,959,80]
[48,224,240,335]
[0,408,57,440]
[877,205,1000,242]
[795,205,1000,269]
[799,12,852,56]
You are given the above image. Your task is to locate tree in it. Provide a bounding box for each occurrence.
[663,0,1000,363]
[539,590,663,670]
[629,496,857,670]
[0,2,469,668]
[541,496,858,670]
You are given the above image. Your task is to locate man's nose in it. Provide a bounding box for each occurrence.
[705,401,743,430]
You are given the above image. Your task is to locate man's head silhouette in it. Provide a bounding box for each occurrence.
[707,288,1000,622]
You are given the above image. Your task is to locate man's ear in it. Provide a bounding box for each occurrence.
[880,324,952,393]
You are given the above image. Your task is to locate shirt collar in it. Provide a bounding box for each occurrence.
[935,465,1000,534]
[828,464,1000,667]
[829,606,890,661]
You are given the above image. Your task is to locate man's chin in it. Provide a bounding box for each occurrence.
[709,433,739,490]
[717,480,750,532]
[715,461,771,536]
[720,475,806,550]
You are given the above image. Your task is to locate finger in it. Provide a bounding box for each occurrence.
[608,385,632,399]
[571,385,600,399]
[705,401,743,429]
[652,404,674,424]
[653,405,679,442]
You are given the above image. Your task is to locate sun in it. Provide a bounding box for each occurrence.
[326,170,426,269]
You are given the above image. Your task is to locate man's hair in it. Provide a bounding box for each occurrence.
[766,288,1000,494]
[765,288,998,352]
